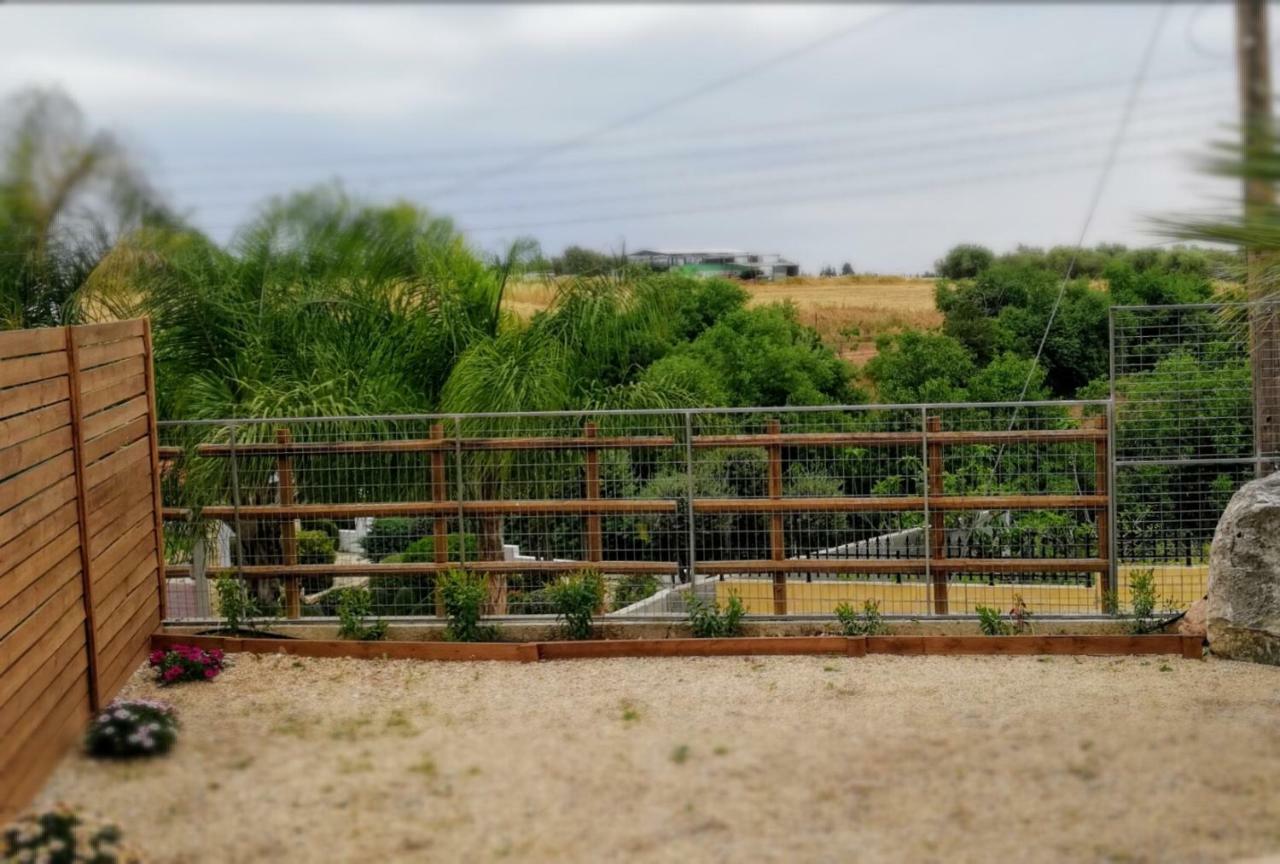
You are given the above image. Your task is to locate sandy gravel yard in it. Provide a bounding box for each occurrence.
[35,654,1280,864]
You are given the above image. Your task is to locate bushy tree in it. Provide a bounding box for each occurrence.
[934,243,994,280]
[863,330,975,403]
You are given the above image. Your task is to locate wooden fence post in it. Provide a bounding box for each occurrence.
[63,326,101,711]
[584,422,602,563]
[276,427,300,619]
[926,415,948,615]
[431,422,449,616]
[1092,415,1112,606]
[766,418,786,615]
[141,318,168,622]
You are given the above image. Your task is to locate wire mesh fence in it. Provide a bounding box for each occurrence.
[158,400,1114,622]
[1111,299,1280,613]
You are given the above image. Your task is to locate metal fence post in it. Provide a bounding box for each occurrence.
[225,422,248,623]
[920,406,930,615]
[453,417,467,568]
[1106,398,1118,612]
[684,410,697,591]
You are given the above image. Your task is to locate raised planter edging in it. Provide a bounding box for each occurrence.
[151,632,1203,662]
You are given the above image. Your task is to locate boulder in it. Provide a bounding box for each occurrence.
[1174,597,1206,638]
[1206,471,1280,664]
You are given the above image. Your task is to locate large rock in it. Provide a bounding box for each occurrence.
[1207,471,1280,664]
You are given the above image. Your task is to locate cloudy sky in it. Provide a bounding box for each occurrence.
[0,3,1253,273]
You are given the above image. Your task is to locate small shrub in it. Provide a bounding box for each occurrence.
[336,586,388,641]
[1008,594,1032,634]
[976,605,1011,636]
[85,699,178,759]
[1100,589,1119,616]
[297,529,337,565]
[301,519,340,543]
[361,517,428,561]
[3,804,139,863]
[611,573,660,611]
[400,533,479,563]
[686,592,745,638]
[439,570,498,642]
[1129,568,1158,633]
[213,576,258,633]
[834,599,888,636]
[545,570,605,640]
[149,644,225,685]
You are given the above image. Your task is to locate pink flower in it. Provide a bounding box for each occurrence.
[203,667,218,679]
[162,666,182,682]
[148,650,166,665]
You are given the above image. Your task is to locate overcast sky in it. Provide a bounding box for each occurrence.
[0,3,1256,273]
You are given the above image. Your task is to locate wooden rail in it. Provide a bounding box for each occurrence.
[160,414,1112,617]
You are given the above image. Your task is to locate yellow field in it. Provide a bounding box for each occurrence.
[501,275,940,365]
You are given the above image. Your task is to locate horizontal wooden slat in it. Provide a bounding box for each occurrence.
[72,319,144,346]
[0,574,83,677]
[0,327,64,361]
[81,414,150,466]
[86,462,150,514]
[193,435,678,458]
[0,647,86,770]
[89,485,154,555]
[691,495,1107,513]
[96,559,158,647]
[80,372,146,416]
[82,394,148,441]
[0,425,72,484]
[0,594,84,710]
[0,450,74,514]
[91,519,155,585]
[0,351,66,390]
[0,626,83,739]
[85,436,149,489]
[0,678,89,819]
[78,354,145,395]
[0,376,69,422]
[691,428,1105,448]
[0,543,81,639]
[76,336,144,370]
[694,558,1108,575]
[165,559,680,579]
[0,499,78,582]
[0,476,75,540]
[0,401,70,452]
[96,598,158,698]
[187,498,680,520]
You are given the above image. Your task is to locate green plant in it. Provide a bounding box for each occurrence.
[85,699,178,759]
[834,599,888,636]
[976,605,1011,636]
[336,586,388,641]
[3,803,139,863]
[439,570,498,642]
[301,519,340,543]
[545,570,604,640]
[400,533,479,563]
[686,591,745,638]
[297,528,337,565]
[213,576,258,633]
[1101,589,1119,616]
[1008,594,1032,634]
[361,517,429,561]
[1129,568,1158,633]
[611,573,661,611]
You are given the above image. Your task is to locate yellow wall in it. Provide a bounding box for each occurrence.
[713,564,1208,616]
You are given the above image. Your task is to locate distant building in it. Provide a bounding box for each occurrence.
[627,248,800,281]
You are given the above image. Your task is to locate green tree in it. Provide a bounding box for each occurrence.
[934,243,994,279]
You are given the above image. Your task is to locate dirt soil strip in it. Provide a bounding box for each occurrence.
[37,653,1280,864]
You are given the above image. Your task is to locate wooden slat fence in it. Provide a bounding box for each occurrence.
[0,319,165,821]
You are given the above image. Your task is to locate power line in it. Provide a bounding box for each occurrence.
[1012,3,1173,407]
[417,7,907,202]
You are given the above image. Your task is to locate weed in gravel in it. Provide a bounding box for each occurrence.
[330,714,373,741]
[410,755,438,776]
[272,715,310,738]
[671,744,691,764]
[1159,663,1174,672]
[620,701,640,723]
[713,745,729,756]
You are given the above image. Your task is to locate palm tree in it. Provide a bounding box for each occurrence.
[0,87,168,328]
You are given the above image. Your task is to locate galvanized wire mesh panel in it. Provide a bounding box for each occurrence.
[1110,300,1278,613]
[159,400,1114,623]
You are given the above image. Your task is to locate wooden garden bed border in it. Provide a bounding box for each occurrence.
[151,632,1204,663]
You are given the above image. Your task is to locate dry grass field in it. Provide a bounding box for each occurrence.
[38,654,1280,863]
[503,275,940,366]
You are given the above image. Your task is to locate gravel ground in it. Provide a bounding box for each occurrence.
[36,653,1280,864]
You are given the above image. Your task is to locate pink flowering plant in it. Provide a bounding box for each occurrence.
[2,802,139,863]
[84,698,178,759]
[149,644,225,685]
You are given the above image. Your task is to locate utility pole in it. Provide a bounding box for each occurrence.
[1236,0,1280,471]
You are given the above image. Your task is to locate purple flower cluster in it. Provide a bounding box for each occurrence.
[85,699,179,759]
[148,644,225,685]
